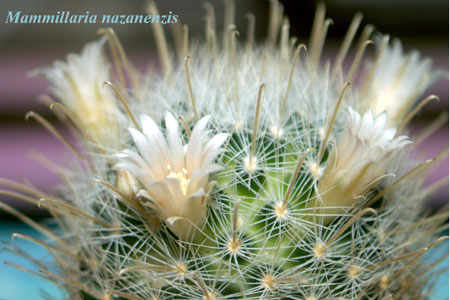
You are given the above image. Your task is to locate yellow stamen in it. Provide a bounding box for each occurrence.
[167,165,190,195]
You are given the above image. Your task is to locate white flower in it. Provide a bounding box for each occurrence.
[361,36,441,126]
[114,112,229,239]
[316,107,411,221]
[115,170,140,199]
[37,38,122,149]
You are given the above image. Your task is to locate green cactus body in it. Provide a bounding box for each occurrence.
[2,1,447,300]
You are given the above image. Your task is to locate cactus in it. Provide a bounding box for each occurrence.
[2,1,448,300]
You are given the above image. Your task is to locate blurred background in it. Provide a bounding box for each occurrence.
[0,0,448,299]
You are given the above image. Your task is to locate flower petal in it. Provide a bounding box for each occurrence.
[113,149,155,183]
[140,114,169,169]
[128,128,166,178]
[186,115,211,171]
[202,133,229,167]
[164,112,184,171]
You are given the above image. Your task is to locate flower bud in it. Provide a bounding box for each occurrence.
[315,108,411,222]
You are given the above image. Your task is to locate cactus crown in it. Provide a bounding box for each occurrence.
[3,1,448,300]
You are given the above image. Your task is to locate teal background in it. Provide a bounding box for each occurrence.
[1,222,63,300]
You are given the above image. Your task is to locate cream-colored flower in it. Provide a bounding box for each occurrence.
[38,38,121,149]
[316,107,411,222]
[361,37,441,126]
[115,170,140,199]
[114,112,229,239]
